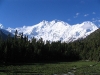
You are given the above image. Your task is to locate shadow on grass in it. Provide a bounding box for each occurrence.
[0,60,79,66]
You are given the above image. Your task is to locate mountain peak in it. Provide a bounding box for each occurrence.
[80,21,97,31]
[82,21,95,25]
[39,20,69,27]
[3,20,99,42]
[0,24,3,29]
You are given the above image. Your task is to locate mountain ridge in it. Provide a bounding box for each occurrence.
[1,20,99,42]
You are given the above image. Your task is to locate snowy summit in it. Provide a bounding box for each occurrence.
[0,24,3,29]
[6,20,98,42]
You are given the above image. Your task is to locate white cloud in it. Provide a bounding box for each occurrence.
[84,14,89,17]
[92,18,97,22]
[92,18,95,20]
[74,16,77,18]
[92,12,96,14]
[67,19,71,21]
[74,13,80,18]
[98,20,100,22]
[92,18,100,23]
[76,13,80,16]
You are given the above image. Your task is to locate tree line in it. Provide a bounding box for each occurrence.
[0,29,100,64]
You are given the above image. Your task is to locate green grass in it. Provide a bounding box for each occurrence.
[0,61,100,75]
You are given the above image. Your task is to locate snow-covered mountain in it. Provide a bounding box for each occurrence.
[5,20,98,42]
[0,24,3,29]
[0,24,14,37]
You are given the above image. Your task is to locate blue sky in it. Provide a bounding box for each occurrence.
[0,0,100,28]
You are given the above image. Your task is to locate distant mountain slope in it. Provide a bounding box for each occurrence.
[6,20,98,42]
[84,28,100,42]
[0,29,8,40]
[0,28,13,40]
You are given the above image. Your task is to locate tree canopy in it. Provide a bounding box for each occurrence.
[0,29,100,64]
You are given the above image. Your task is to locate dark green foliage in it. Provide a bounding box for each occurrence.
[0,28,100,64]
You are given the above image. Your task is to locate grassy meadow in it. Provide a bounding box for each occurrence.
[0,61,100,75]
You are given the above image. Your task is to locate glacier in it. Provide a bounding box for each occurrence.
[3,20,98,42]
